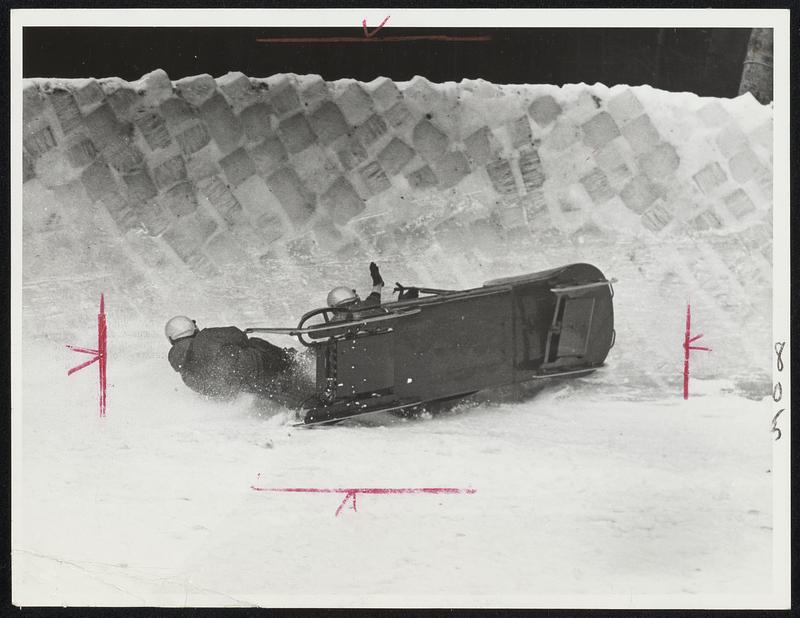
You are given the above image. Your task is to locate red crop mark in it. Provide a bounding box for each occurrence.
[256,19,491,45]
[336,491,358,517]
[256,35,492,44]
[362,15,390,38]
[251,484,477,517]
[67,294,107,417]
[682,303,711,400]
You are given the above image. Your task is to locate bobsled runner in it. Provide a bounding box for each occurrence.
[247,263,615,426]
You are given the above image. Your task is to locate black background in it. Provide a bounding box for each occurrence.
[10,14,798,617]
[24,27,752,98]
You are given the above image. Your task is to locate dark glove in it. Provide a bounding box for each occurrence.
[393,282,419,300]
[370,262,384,286]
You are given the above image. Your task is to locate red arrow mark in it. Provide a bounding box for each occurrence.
[335,491,358,517]
[66,345,99,356]
[252,485,476,517]
[67,293,107,417]
[682,303,712,400]
[362,15,390,38]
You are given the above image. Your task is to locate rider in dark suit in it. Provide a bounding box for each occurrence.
[166,317,302,402]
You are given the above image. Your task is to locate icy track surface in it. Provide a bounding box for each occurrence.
[15,345,772,606]
[17,72,776,605]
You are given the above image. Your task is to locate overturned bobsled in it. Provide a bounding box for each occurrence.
[247,263,615,426]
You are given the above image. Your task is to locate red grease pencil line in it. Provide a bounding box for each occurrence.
[66,293,107,417]
[65,345,99,355]
[98,294,107,417]
[67,355,99,376]
[252,486,476,517]
[682,303,711,400]
[251,487,476,494]
[362,16,390,38]
[255,35,491,44]
[683,304,691,400]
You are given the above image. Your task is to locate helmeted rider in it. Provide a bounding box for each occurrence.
[167,262,386,401]
[165,316,307,402]
[327,262,384,321]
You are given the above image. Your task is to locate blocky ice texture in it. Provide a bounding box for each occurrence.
[21,72,774,393]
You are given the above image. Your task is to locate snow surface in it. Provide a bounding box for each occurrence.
[14,342,774,607]
[15,73,781,607]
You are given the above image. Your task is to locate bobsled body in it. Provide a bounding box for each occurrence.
[249,263,614,425]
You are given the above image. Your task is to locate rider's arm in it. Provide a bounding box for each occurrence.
[367,261,384,304]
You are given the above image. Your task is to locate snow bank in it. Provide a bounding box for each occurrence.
[22,71,773,395]
[16,70,777,605]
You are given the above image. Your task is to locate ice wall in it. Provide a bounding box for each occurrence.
[21,70,773,395]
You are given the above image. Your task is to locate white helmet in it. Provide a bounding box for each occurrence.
[327,286,358,308]
[165,315,197,342]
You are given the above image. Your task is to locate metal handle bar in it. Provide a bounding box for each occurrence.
[245,308,422,346]
[550,279,616,294]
